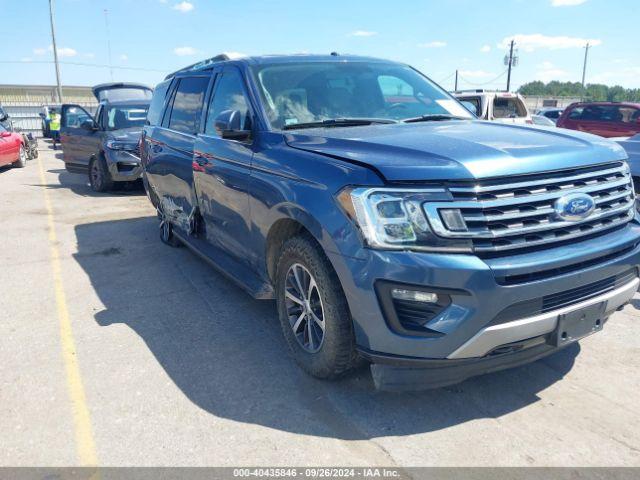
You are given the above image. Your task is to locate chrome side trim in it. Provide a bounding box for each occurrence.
[447,276,639,359]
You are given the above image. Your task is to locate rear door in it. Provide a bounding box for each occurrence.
[193,66,255,262]
[60,104,101,170]
[149,75,210,233]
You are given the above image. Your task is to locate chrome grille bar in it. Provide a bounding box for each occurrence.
[424,162,635,253]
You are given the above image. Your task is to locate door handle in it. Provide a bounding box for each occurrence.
[152,144,163,153]
[194,153,210,166]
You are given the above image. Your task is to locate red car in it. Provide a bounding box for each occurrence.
[557,101,640,138]
[0,123,26,168]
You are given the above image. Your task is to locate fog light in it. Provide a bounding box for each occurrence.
[440,209,468,232]
[391,288,438,303]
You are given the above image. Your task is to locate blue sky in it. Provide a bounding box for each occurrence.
[1,0,638,91]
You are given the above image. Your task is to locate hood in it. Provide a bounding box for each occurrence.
[285,120,627,182]
[92,83,152,102]
[106,126,143,142]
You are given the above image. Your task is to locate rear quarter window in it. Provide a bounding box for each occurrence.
[146,80,172,126]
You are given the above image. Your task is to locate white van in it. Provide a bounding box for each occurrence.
[452,90,532,124]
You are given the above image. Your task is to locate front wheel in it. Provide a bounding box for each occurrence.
[276,234,357,379]
[13,146,27,168]
[89,156,114,192]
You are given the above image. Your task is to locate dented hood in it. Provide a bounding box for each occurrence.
[285,121,627,182]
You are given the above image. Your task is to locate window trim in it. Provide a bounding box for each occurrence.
[162,74,212,136]
[202,65,256,140]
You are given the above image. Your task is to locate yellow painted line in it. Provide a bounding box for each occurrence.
[37,155,99,466]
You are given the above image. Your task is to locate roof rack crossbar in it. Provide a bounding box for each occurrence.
[165,54,230,80]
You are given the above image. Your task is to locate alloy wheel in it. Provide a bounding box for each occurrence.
[284,263,326,353]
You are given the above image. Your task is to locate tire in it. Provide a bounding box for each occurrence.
[159,209,181,247]
[13,146,27,168]
[89,156,114,192]
[275,234,357,379]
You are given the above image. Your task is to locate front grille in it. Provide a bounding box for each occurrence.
[491,268,637,326]
[424,162,635,254]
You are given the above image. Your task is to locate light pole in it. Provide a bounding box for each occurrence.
[581,42,590,89]
[48,0,63,103]
[504,39,518,92]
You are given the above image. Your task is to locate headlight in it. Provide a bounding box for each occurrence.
[336,187,472,252]
[106,140,137,151]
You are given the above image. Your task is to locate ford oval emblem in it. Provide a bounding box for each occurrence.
[554,193,596,221]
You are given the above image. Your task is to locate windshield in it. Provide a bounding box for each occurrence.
[106,104,150,130]
[251,62,472,129]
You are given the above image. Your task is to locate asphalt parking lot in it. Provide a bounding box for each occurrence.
[1,141,640,468]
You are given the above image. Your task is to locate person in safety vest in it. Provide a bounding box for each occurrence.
[49,108,61,150]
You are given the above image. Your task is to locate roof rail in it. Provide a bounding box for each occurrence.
[165,54,230,80]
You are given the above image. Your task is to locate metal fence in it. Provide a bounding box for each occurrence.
[0,85,97,137]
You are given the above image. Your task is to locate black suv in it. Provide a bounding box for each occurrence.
[60,83,152,192]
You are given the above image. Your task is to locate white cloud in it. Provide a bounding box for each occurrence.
[221,51,247,59]
[349,30,377,37]
[418,41,447,48]
[21,57,33,63]
[551,0,587,6]
[498,34,601,52]
[537,61,555,69]
[120,54,128,61]
[56,47,77,58]
[173,46,197,56]
[459,70,495,78]
[34,45,77,57]
[173,1,194,12]
[480,45,491,53]
[536,68,570,83]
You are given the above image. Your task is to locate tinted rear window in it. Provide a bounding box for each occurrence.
[147,80,172,126]
[168,76,210,134]
[493,97,526,118]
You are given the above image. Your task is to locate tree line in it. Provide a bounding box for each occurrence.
[518,81,640,102]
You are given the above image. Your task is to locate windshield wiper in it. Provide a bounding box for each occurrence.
[402,114,468,123]
[282,118,398,130]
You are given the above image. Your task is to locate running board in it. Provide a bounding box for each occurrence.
[173,230,275,300]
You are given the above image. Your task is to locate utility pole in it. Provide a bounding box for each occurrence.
[454,70,458,91]
[581,42,590,89]
[104,9,114,81]
[48,0,63,103]
[505,39,515,92]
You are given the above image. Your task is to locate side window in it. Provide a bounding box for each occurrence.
[62,106,92,128]
[167,76,210,134]
[493,97,526,118]
[205,69,251,137]
[94,105,104,128]
[459,97,481,115]
[147,80,171,126]
[568,107,583,119]
[619,107,639,124]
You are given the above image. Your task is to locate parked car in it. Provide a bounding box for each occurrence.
[60,83,152,192]
[0,106,37,160]
[452,90,533,124]
[142,54,640,391]
[616,134,640,193]
[0,122,26,168]
[557,102,640,138]
[531,114,556,127]
[534,107,564,125]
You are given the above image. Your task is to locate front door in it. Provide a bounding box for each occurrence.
[193,66,255,264]
[60,104,100,170]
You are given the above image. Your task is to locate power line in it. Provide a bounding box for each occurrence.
[0,60,166,73]
[458,69,508,87]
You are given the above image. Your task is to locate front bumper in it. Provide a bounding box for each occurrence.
[327,221,640,386]
[104,149,143,182]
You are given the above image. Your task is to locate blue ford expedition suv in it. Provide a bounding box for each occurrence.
[140,54,640,390]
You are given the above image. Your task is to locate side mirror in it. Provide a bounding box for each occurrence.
[215,110,251,141]
[0,113,8,122]
[460,101,477,117]
[80,119,98,131]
